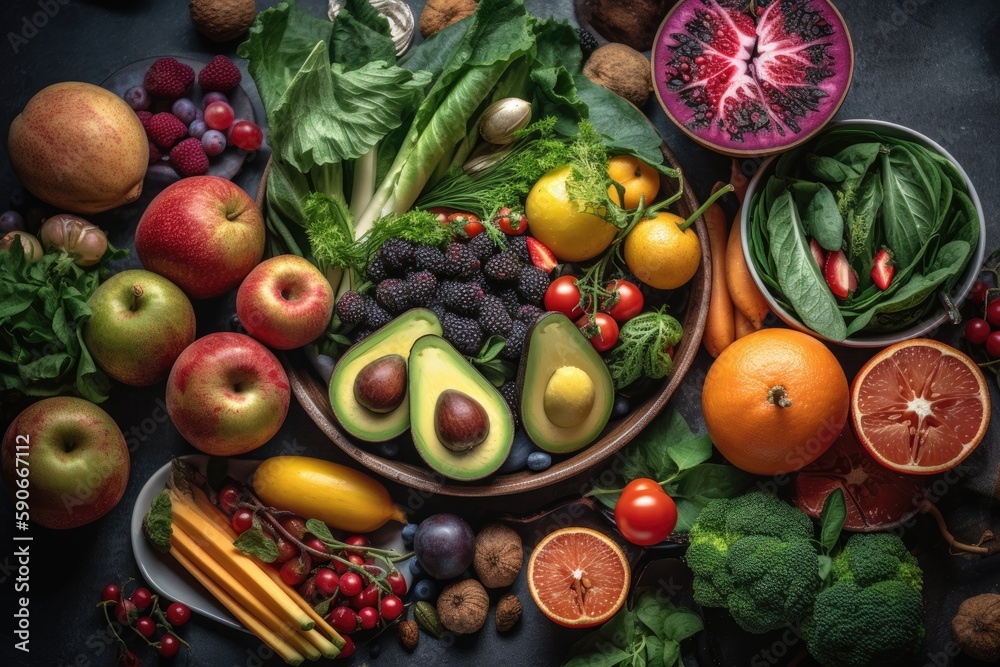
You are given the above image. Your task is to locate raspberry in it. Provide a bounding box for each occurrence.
[169,138,210,177]
[135,110,153,129]
[148,141,162,165]
[144,57,194,99]
[145,112,189,149]
[198,55,242,92]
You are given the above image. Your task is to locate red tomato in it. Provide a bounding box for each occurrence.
[496,207,528,235]
[576,312,619,352]
[446,212,484,238]
[545,275,585,318]
[603,279,644,323]
[614,478,678,546]
[428,207,456,224]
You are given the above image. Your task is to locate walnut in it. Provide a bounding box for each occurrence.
[189,0,256,43]
[437,579,489,634]
[583,44,652,108]
[419,0,477,38]
[474,523,523,588]
[588,0,673,52]
[953,594,1000,661]
[495,593,522,633]
[398,619,419,651]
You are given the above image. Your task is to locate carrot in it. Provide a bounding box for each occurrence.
[703,182,735,357]
[170,547,305,665]
[726,201,770,329]
[734,305,755,340]
[731,158,750,204]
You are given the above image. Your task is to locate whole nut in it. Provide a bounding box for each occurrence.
[398,619,419,651]
[495,593,522,633]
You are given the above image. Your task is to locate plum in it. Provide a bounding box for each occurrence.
[413,513,475,580]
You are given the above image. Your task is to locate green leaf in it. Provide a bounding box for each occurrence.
[804,184,844,252]
[233,527,280,563]
[881,145,940,268]
[305,518,335,542]
[666,434,712,471]
[606,309,682,390]
[818,488,847,553]
[661,640,681,667]
[473,335,507,363]
[673,498,703,533]
[644,635,666,667]
[329,0,395,70]
[142,490,172,554]
[562,606,633,667]
[314,597,334,617]
[668,464,756,503]
[818,554,832,581]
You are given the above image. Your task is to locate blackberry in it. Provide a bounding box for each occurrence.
[515,304,546,323]
[484,251,523,283]
[498,381,520,430]
[442,242,480,279]
[352,327,375,342]
[478,295,513,337]
[508,236,531,264]
[436,281,484,316]
[440,312,484,355]
[429,302,448,324]
[413,244,449,275]
[579,28,600,57]
[497,288,522,315]
[363,297,393,329]
[366,255,389,282]
[517,266,550,304]
[376,278,412,313]
[467,233,498,261]
[500,320,529,361]
[376,238,414,275]
[406,270,437,306]
[336,290,366,324]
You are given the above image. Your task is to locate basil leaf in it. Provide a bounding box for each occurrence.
[661,610,703,642]
[767,191,847,340]
[668,464,756,504]
[665,434,712,471]
[645,635,666,667]
[818,488,846,553]
[233,527,280,563]
[804,183,844,251]
[305,518,335,542]
[661,640,681,667]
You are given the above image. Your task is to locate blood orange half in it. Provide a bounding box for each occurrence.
[851,339,990,475]
[527,527,630,628]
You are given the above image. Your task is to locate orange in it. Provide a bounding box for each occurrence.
[527,527,630,628]
[607,155,660,210]
[701,328,849,476]
[851,338,990,475]
[623,211,701,290]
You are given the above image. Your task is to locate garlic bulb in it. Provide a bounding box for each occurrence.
[479,98,532,145]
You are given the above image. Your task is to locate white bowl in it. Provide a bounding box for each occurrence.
[740,119,986,348]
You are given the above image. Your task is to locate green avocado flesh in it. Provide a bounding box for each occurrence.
[409,335,513,481]
[518,313,614,453]
[330,309,442,442]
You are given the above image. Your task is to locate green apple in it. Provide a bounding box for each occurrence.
[1,397,130,529]
[84,269,196,386]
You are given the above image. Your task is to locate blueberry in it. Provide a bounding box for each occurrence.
[368,643,381,659]
[408,558,425,578]
[0,210,25,234]
[401,523,418,547]
[188,119,208,140]
[228,313,245,333]
[314,354,335,384]
[195,108,204,122]
[124,86,150,111]
[527,452,552,471]
[612,395,631,420]
[202,91,228,108]
[171,98,198,125]
[202,130,227,156]
[411,578,438,601]
[497,429,533,474]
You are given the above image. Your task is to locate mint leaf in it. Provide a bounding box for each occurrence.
[305,518,335,542]
[234,528,279,563]
[143,490,172,553]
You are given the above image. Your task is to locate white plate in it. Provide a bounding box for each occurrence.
[130,455,413,631]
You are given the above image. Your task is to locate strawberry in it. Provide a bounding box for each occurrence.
[527,237,558,273]
[145,112,188,149]
[169,138,209,177]
[823,249,856,300]
[809,238,825,270]
[198,55,242,92]
[870,248,895,291]
[143,57,194,99]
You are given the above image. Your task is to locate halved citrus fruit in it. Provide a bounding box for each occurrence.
[851,338,990,475]
[527,526,630,628]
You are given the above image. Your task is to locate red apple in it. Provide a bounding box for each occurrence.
[135,175,264,299]
[84,269,196,386]
[2,397,129,529]
[166,332,290,456]
[236,255,334,350]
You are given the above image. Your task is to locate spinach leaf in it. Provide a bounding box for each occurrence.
[845,171,883,281]
[806,142,880,183]
[767,191,847,340]
[804,184,844,251]
[880,145,940,267]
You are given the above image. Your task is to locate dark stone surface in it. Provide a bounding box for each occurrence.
[0,1,997,666]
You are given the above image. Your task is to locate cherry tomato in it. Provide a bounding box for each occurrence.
[428,207,456,224]
[387,571,407,596]
[987,331,1000,358]
[987,299,1000,328]
[165,602,191,627]
[576,312,619,352]
[446,212,484,238]
[158,634,180,658]
[969,279,988,306]
[965,318,991,345]
[603,279,644,323]
[496,207,528,235]
[613,478,678,546]
[380,595,404,621]
[545,275,585,318]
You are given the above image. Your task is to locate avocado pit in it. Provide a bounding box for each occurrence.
[354,354,407,413]
[543,366,595,427]
[435,390,490,452]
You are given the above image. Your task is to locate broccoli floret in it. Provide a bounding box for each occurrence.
[686,492,820,634]
[805,533,924,667]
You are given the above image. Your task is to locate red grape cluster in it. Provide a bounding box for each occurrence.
[963,279,1000,356]
[98,580,190,664]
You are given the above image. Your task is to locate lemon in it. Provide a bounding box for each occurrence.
[524,165,617,262]
[624,212,701,290]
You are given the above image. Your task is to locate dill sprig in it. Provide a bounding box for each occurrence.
[565,122,630,229]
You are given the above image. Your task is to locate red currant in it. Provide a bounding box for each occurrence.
[965,318,991,345]
[344,535,371,555]
[228,120,264,151]
[349,584,379,610]
[158,633,180,658]
[130,587,153,611]
[328,606,358,634]
[135,616,155,638]
[115,598,136,625]
[348,554,365,567]
[332,557,350,575]
[380,595,403,622]
[204,101,234,131]
[305,537,328,554]
[231,509,253,534]
[387,571,407,597]
[357,606,379,630]
[339,572,363,598]
[337,634,355,660]
[987,331,1000,358]
[121,650,140,667]
[315,568,340,597]
[969,279,989,305]
[218,485,240,514]
[274,537,299,564]
[165,602,191,627]
[101,583,120,603]
[987,299,1000,328]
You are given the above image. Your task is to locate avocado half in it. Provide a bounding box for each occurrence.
[329,308,442,442]
[517,313,614,453]
[409,335,513,481]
